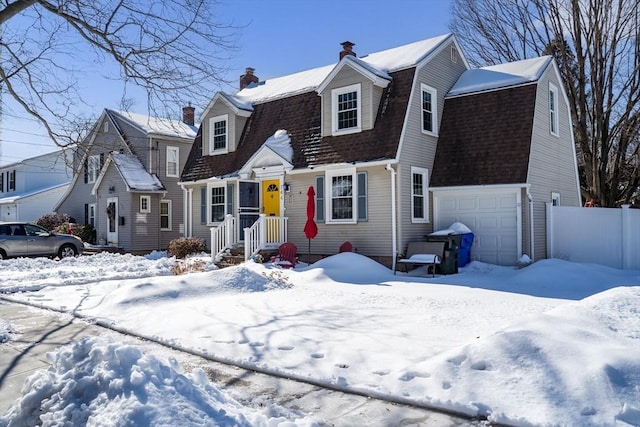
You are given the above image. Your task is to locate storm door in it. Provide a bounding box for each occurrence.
[238,181,259,241]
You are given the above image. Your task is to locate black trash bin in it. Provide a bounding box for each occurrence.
[426,232,460,275]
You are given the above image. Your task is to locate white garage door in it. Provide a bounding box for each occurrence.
[434,189,520,266]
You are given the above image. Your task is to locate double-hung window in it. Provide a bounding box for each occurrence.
[160,200,171,230]
[166,146,179,177]
[321,169,367,223]
[87,155,100,183]
[209,185,226,223]
[411,167,429,223]
[549,83,559,136]
[331,84,361,135]
[0,172,4,192]
[209,114,228,154]
[421,83,437,135]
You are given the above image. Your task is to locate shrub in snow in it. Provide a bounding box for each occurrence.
[167,237,206,259]
[56,222,96,243]
[35,212,70,231]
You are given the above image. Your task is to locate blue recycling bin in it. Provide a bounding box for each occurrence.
[458,233,474,267]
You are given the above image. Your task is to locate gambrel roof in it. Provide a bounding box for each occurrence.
[182,67,415,182]
[431,56,553,187]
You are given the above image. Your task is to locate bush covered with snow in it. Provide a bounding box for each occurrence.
[167,237,206,259]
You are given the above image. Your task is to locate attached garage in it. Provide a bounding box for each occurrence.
[432,187,522,265]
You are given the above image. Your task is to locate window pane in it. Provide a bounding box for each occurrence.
[331,175,353,219]
[211,187,225,222]
[422,91,433,132]
[213,120,226,150]
[337,91,358,129]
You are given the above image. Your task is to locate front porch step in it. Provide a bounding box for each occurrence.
[215,247,279,269]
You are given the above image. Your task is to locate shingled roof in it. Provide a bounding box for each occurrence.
[430,83,537,187]
[181,67,415,182]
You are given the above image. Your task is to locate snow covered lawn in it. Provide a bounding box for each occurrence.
[1,252,639,426]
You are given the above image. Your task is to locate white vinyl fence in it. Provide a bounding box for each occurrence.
[546,204,640,270]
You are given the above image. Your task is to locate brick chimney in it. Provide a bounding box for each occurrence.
[339,41,356,60]
[182,104,195,126]
[240,67,259,90]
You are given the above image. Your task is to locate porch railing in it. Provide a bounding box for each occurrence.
[210,214,236,260]
[244,214,288,261]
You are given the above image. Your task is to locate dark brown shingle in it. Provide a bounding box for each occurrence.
[430,84,537,187]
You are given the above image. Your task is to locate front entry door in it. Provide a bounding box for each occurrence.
[106,197,118,245]
[262,179,280,242]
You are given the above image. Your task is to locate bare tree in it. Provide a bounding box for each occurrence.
[451,0,640,207]
[0,0,237,149]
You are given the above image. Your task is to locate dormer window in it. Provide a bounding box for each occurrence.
[332,84,361,135]
[209,114,228,154]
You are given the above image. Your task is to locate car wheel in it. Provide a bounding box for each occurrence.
[58,244,78,259]
[0,250,5,260]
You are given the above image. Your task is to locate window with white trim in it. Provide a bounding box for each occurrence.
[331,84,361,135]
[209,184,226,223]
[324,169,368,223]
[8,170,16,191]
[551,192,561,206]
[209,114,228,154]
[140,195,151,213]
[549,83,559,136]
[166,146,179,177]
[88,203,96,227]
[450,45,458,63]
[87,155,100,183]
[160,200,171,230]
[411,167,429,223]
[421,84,437,135]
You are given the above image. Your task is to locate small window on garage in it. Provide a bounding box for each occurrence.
[551,192,560,206]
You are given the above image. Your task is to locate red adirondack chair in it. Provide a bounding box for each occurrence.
[275,242,297,268]
[339,241,353,253]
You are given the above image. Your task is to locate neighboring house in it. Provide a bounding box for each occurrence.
[0,151,72,222]
[179,34,580,267]
[55,108,197,251]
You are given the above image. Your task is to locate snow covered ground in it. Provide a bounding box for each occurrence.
[1,252,639,426]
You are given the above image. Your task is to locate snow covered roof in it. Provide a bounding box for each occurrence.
[108,110,198,139]
[264,129,293,163]
[448,56,552,96]
[0,183,70,204]
[230,34,452,105]
[111,154,165,192]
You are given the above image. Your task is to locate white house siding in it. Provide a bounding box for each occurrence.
[527,66,581,260]
[319,66,377,135]
[284,166,393,259]
[397,40,468,253]
[11,185,70,223]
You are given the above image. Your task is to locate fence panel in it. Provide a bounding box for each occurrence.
[547,205,639,270]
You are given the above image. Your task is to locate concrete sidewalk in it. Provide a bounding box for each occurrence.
[1,301,480,426]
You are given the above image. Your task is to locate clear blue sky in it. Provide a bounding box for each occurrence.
[0,0,452,165]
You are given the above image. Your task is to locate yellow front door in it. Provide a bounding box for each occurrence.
[262,179,280,242]
[262,179,280,216]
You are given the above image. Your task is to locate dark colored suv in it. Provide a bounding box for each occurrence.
[0,222,84,260]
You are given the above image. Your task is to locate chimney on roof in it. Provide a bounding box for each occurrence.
[339,41,356,60]
[182,104,195,126]
[240,67,259,90]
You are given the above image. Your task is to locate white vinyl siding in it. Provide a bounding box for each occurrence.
[160,200,171,230]
[411,167,429,223]
[166,146,179,177]
[331,84,362,135]
[209,114,228,154]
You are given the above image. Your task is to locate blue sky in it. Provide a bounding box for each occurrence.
[0,0,452,166]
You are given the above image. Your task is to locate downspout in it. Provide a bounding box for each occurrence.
[527,189,534,261]
[386,163,397,272]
